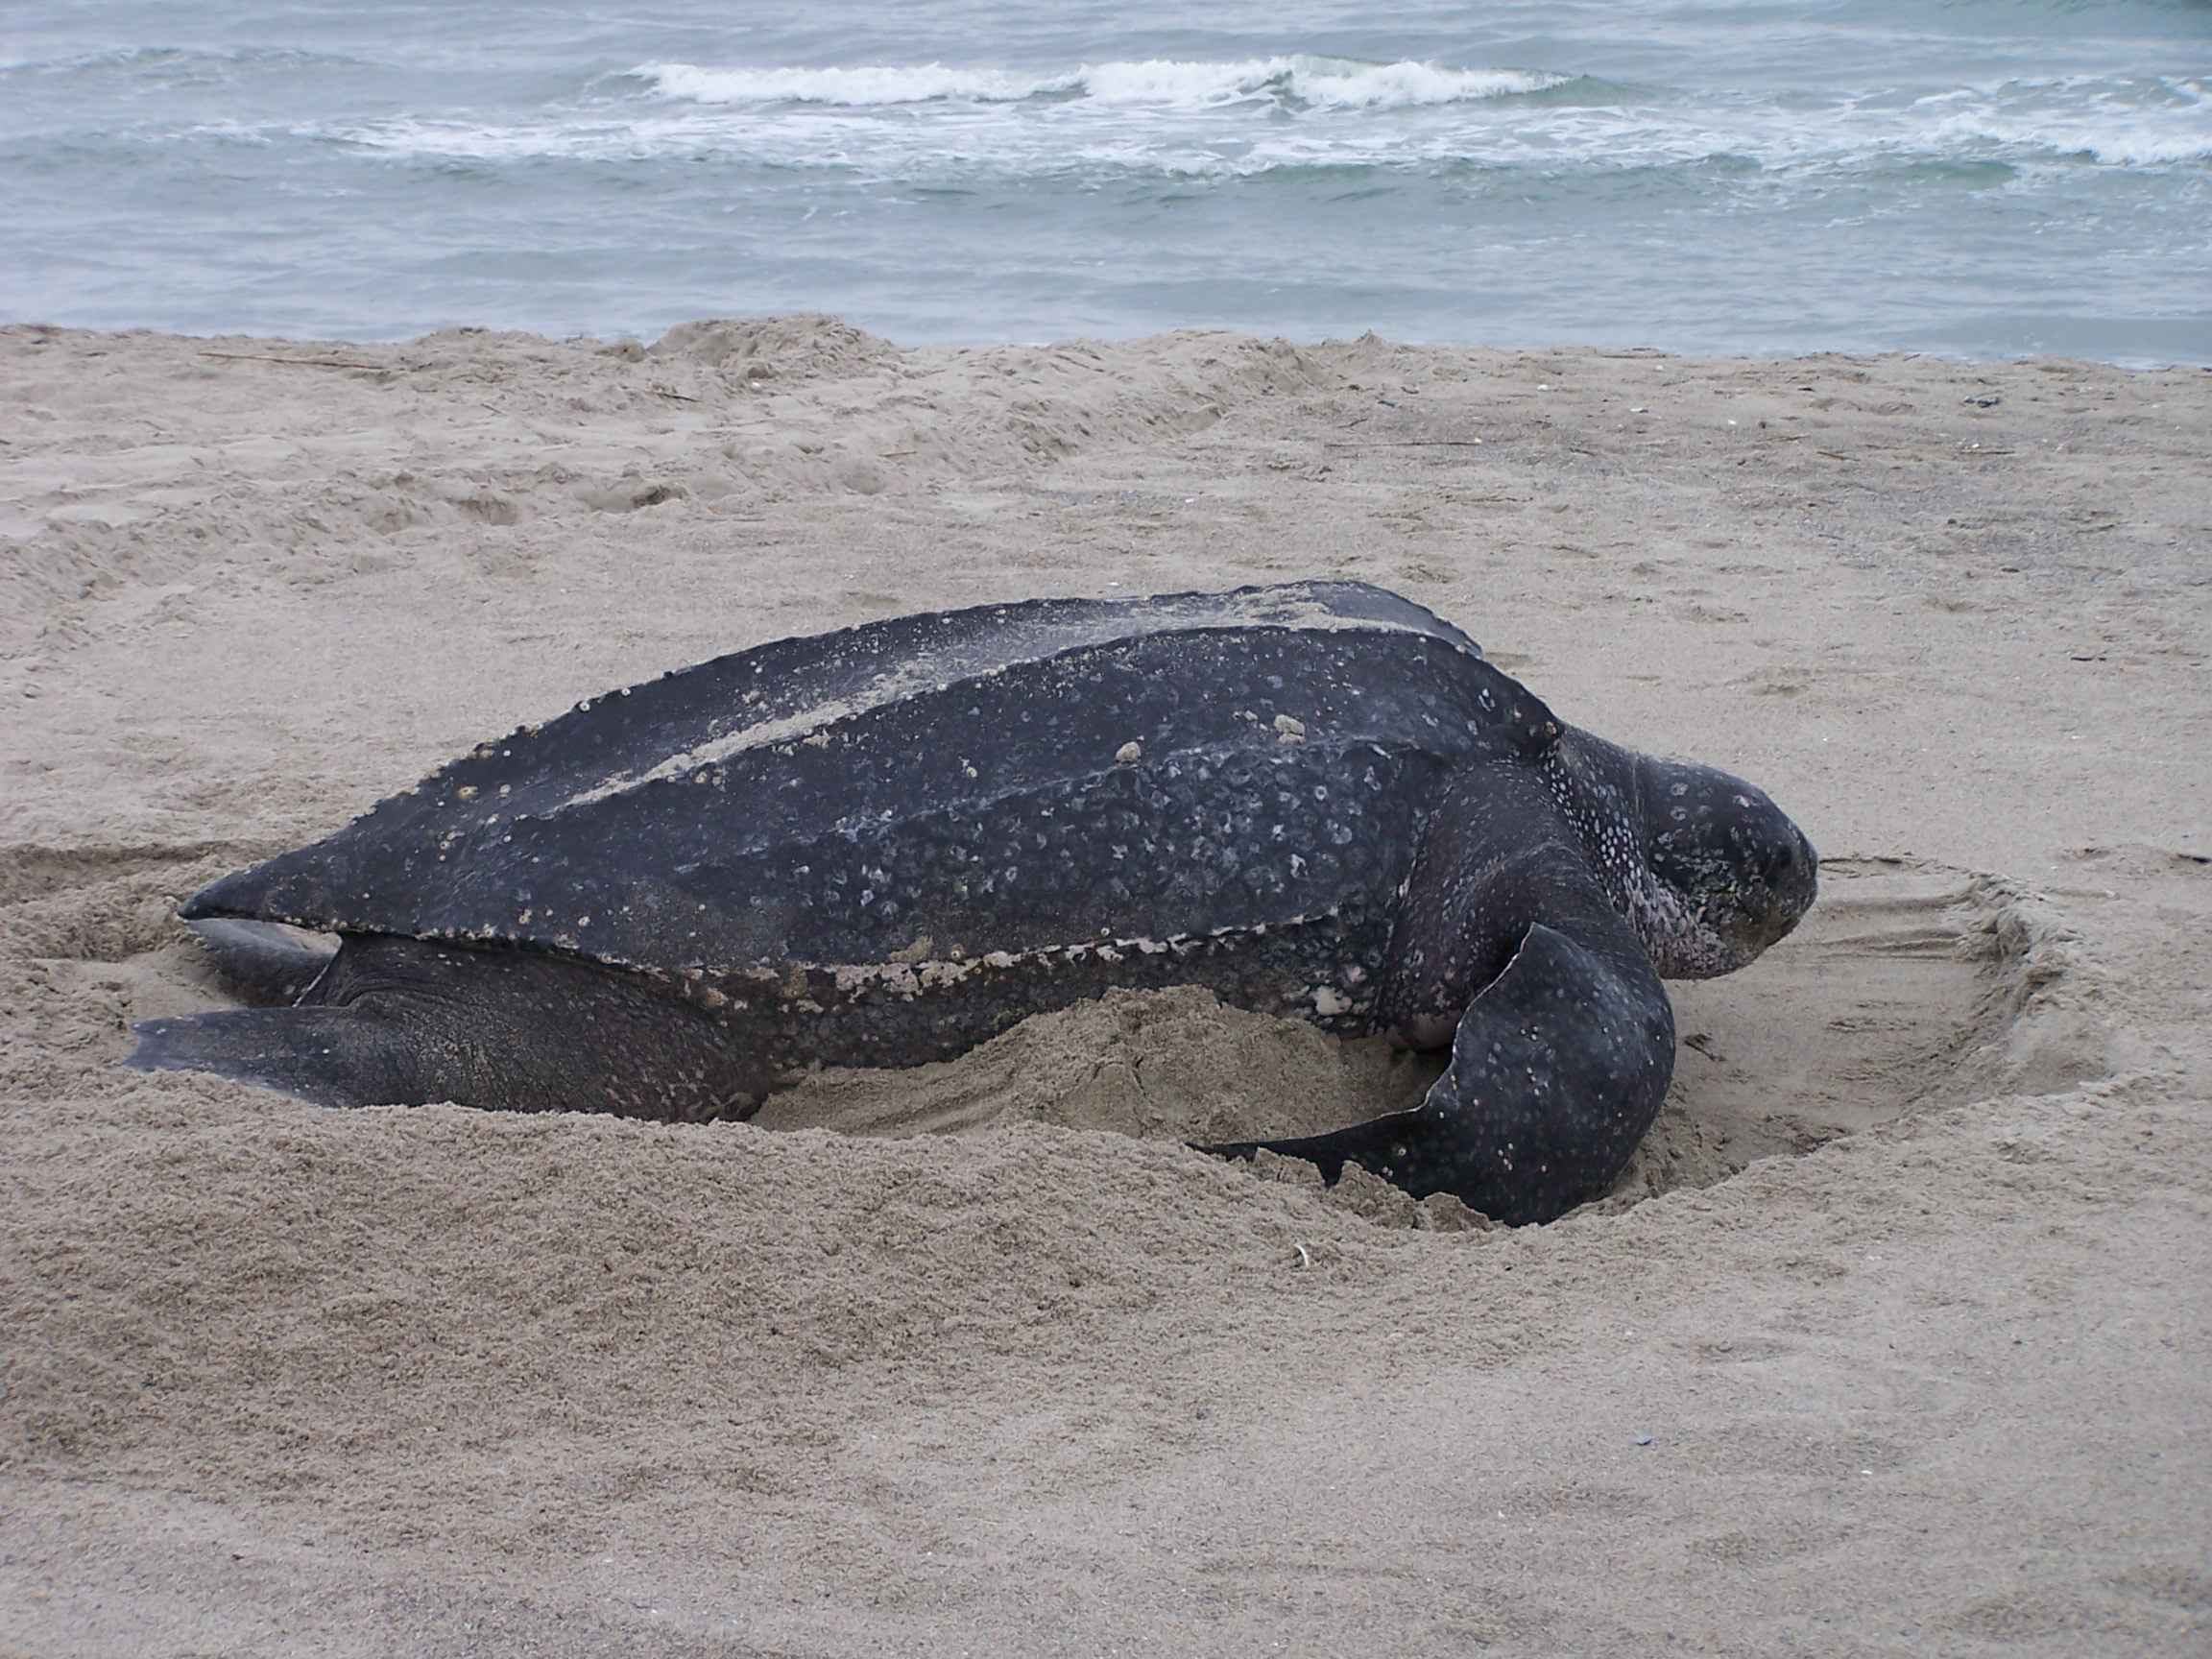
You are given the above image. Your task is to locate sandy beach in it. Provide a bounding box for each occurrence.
[2,317,2207,1656]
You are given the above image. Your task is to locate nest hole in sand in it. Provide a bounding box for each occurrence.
[756,856,2103,1225]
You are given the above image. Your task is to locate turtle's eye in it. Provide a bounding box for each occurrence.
[1763,826,1817,895]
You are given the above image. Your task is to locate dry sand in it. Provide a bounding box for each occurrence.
[2,317,2207,1656]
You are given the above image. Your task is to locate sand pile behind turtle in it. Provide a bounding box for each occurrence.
[754,986,1436,1145]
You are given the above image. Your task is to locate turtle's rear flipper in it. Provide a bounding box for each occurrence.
[133,933,772,1118]
[1201,762,1675,1226]
[128,1006,425,1109]
[184,918,336,1006]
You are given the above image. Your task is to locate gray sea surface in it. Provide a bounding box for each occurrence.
[4,0,2207,360]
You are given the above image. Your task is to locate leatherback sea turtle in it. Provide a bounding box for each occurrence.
[132,581,1815,1224]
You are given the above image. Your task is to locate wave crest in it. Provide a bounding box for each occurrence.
[634,61,1061,107]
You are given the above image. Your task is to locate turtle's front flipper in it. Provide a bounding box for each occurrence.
[183,918,336,1006]
[1203,923,1672,1224]
[1202,764,1674,1226]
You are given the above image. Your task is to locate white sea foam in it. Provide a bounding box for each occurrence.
[632,57,1565,112]
[319,82,2212,177]
[1918,75,2212,165]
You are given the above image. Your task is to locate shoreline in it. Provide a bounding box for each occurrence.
[12,314,2204,374]
[3,317,2207,1655]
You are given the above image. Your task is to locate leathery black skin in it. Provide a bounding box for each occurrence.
[130,580,1817,1226]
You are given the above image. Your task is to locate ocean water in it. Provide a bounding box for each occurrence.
[3,0,2207,361]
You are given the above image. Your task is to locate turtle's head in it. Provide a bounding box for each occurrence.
[1632,754,1818,978]
[1546,730,1818,979]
